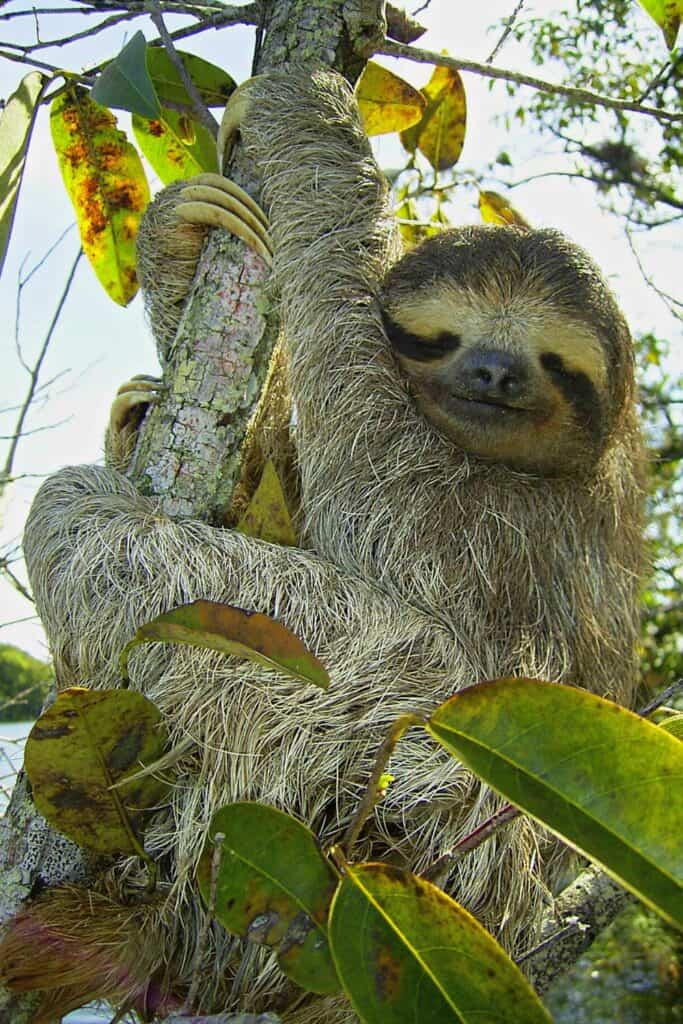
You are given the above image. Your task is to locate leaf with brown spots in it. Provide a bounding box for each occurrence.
[236,459,297,546]
[427,679,683,932]
[120,599,329,690]
[355,61,426,137]
[132,107,218,184]
[400,65,467,171]
[50,88,150,305]
[329,864,551,1023]
[197,803,341,995]
[24,687,169,855]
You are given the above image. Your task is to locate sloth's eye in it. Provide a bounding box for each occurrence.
[540,352,569,377]
[383,313,461,361]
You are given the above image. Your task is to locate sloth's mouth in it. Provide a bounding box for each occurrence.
[450,394,534,419]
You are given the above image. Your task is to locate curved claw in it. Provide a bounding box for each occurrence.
[110,376,161,434]
[217,79,257,174]
[106,376,161,473]
[176,172,273,266]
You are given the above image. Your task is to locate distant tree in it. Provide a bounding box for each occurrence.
[0,643,51,721]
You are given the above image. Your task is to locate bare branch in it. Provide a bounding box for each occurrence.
[146,0,218,136]
[625,228,683,321]
[486,0,526,64]
[2,249,82,494]
[378,40,683,123]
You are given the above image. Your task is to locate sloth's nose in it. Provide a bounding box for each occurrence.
[459,348,527,400]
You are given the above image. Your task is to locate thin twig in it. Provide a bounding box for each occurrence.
[378,39,682,123]
[486,0,526,64]
[2,248,82,491]
[423,803,520,882]
[0,10,142,52]
[146,0,218,136]
[638,679,683,718]
[625,227,683,321]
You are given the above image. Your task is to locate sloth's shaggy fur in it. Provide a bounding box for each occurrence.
[21,70,646,1019]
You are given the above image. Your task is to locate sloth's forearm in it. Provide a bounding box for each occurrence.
[23,464,382,683]
[240,69,406,512]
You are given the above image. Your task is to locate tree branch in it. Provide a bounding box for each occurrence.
[1,249,82,498]
[378,39,683,123]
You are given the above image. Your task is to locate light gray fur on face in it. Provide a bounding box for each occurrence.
[23,68,646,1022]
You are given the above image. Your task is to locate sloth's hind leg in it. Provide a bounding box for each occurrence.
[177,172,272,266]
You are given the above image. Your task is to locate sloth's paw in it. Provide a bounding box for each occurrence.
[176,171,272,266]
[105,375,161,473]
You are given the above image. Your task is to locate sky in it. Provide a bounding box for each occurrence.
[0,0,681,660]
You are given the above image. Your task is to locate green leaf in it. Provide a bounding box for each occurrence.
[660,714,683,740]
[132,107,217,185]
[197,803,340,994]
[355,62,426,136]
[90,30,160,119]
[400,65,467,171]
[50,89,150,305]
[24,687,169,855]
[427,679,683,931]
[146,46,236,108]
[120,599,330,690]
[637,0,681,49]
[0,72,44,279]
[236,459,297,546]
[329,864,551,1023]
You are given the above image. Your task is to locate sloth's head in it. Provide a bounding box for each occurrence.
[381,226,635,477]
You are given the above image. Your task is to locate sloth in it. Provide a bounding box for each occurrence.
[15,68,645,1020]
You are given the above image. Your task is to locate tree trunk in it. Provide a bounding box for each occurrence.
[0,3,386,1020]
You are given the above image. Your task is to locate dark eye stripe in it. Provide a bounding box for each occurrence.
[540,352,603,439]
[382,312,461,362]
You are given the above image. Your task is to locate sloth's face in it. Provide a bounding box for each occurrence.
[382,280,612,477]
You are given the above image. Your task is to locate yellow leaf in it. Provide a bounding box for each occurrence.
[355,61,426,137]
[638,0,682,49]
[400,65,467,171]
[478,190,531,229]
[236,458,297,546]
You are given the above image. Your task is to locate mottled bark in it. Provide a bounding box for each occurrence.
[127,0,386,521]
[521,865,633,995]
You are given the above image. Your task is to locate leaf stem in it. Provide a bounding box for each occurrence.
[342,712,424,856]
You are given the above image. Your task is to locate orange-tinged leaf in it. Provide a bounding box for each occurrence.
[478,189,531,228]
[197,803,340,994]
[355,61,426,136]
[24,687,169,855]
[50,89,150,305]
[329,864,551,1023]
[132,107,217,184]
[400,65,467,171]
[120,599,329,689]
[236,458,297,546]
